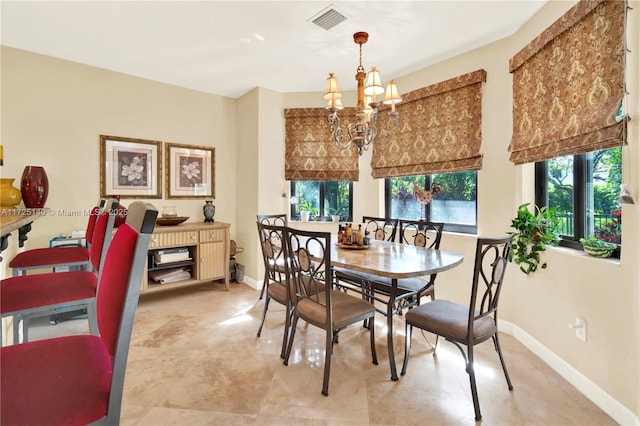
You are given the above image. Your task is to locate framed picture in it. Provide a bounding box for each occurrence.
[165,142,215,199]
[100,135,162,199]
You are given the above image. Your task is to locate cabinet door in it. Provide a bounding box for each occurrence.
[198,242,225,280]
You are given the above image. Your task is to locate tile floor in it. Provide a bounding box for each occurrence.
[28,282,616,425]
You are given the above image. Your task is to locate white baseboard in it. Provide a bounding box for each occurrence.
[239,275,261,291]
[499,320,640,426]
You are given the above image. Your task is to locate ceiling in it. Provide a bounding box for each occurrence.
[1,1,548,99]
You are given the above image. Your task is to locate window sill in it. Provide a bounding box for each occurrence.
[547,245,621,265]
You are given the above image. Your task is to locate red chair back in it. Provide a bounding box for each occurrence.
[85,205,100,244]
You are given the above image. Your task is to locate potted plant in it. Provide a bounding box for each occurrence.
[579,236,616,258]
[326,207,341,222]
[509,203,560,275]
[295,197,318,221]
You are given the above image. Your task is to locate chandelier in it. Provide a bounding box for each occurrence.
[324,31,401,156]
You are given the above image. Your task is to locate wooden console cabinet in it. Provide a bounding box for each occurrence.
[142,221,231,294]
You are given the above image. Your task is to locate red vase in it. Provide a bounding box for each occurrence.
[21,166,49,208]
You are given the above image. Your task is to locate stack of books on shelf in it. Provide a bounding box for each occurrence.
[149,267,191,284]
[154,247,190,264]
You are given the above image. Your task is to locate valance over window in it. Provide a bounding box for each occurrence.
[508,0,627,165]
[284,108,359,181]
[370,69,486,179]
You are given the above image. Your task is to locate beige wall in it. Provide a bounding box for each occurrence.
[1,0,638,422]
[0,46,238,253]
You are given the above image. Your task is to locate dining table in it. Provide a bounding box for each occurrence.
[329,235,464,381]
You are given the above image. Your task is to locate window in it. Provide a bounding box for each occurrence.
[385,171,477,234]
[535,147,622,255]
[290,181,353,221]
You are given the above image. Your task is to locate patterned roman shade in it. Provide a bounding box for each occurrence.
[371,69,486,179]
[508,0,627,165]
[284,107,359,181]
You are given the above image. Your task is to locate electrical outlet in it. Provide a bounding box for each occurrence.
[575,317,587,342]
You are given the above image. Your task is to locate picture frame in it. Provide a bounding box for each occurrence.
[100,135,162,199]
[165,142,215,199]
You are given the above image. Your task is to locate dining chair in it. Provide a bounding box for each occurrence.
[257,213,288,227]
[0,201,157,426]
[0,198,118,344]
[397,220,444,301]
[256,221,291,358]
[335,220,444,321]
[9,198,106,276]
[362,216,399,242]
[256,214,288,300]
[401,235,515,421]
[283,227,377,396]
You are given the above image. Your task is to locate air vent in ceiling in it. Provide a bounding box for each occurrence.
[309,4,348,31]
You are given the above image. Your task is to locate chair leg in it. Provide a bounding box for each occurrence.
[256,294,271,337]
[21,315,30,343]
[12,314,21,344]
[280,303,293,359]
[258,270,268,300]
[401,323,412,375]
[466,346,482,421]
[321,328,333,396]
[87,301,99,336]
[492,334,514,390]
[283,314,299,366]
[369,314,378,365]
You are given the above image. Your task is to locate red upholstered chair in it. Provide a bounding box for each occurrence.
[9,199,106,276]
[0,199,118,345]
[0,201,157,426]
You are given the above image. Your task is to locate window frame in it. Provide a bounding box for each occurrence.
[290,181,353,222]
[384,173,478,234]
[535,153,621,258]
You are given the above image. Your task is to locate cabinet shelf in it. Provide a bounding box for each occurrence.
[141,222,231,294]
[148,259,194,271]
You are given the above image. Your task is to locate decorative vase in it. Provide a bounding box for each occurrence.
[0,178,22,208]
[203,200,215,223]
[299,211,310,222]
[21,166,48,208]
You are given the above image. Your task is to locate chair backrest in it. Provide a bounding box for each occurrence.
[88,198,118,274]
[256,221,287,283]
[95,201,158,423]
[399,220,444,249]
[257,213,288,227]
[362,216,399,242]
[284,227,331,323]
[467,235,514,339]
[85,198,107,246]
